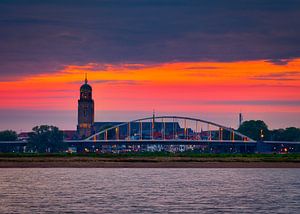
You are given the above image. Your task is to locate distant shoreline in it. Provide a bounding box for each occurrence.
[1,156,300,168]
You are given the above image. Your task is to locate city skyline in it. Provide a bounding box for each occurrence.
[0,0,300,131]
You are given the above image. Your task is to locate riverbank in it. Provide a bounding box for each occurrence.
[1,160,300,168]
[1,153,300,168]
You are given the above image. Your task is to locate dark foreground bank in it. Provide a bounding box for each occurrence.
[1,153,300,168]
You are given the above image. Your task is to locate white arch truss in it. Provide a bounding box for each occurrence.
[85,115,255,142]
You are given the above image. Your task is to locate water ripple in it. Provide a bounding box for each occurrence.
[0,169,300,213]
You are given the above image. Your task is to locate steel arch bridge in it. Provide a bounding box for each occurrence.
[85,116,254,143]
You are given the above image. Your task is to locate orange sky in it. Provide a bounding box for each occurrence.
[1,58,300,129]
[1,58,300,110]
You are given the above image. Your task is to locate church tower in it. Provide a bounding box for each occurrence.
[77,74,94,139]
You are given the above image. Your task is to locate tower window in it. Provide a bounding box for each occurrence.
[84,107,87,117]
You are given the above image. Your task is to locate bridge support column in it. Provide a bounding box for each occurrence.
[230,128,235,142]
[140,122,143,140]
[115,127,119,140]
[162,118,165,140]
[173,117,175,140]
[196,121,198,139]
[184,119,187,140]
[208,124,211,141]
[128,122,131,140]
[152,118,154,140]
[219,128,223,141]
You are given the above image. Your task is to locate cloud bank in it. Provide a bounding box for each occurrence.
[1,0,300,79]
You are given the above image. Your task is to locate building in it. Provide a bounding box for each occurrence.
[63,130,77,140]
[17,132,30,141]
[77,75,94,138]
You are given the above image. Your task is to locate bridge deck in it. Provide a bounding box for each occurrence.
[1,140,299,146]
[65,140,256,146]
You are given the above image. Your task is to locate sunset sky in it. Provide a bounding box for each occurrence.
[1,0,300,131]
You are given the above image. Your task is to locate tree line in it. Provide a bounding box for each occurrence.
[0,125,68,153]
[237,120,300,141]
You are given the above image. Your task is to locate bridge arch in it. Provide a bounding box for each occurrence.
[85,116,254,142]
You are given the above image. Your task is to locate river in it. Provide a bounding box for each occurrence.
[0,168,300,213]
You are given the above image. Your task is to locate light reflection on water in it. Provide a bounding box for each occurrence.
[0,168,300,213]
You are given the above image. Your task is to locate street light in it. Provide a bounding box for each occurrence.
[260,129,264,140]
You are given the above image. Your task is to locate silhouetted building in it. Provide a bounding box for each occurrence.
[63,130,77,140]
[77,75,94,138]
[17,132,30,141]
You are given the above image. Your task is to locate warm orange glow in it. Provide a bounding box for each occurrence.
[0,59,300,115]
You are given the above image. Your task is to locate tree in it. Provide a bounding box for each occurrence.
[0,130,17,141]
[283,127,300,141]
[270,129,285,141]
[238,120,270,141]
[271,127,300,142]
[27,125,67,153]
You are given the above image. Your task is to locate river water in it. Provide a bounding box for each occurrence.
[0,168,300,213]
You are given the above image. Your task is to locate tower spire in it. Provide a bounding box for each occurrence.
[152,109,155,130]
[85,73,88,84]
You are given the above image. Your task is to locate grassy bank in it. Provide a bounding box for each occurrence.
[0,152,300,162]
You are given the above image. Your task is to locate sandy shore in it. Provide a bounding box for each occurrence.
[0,157,300,168]
[1,161,300,168]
